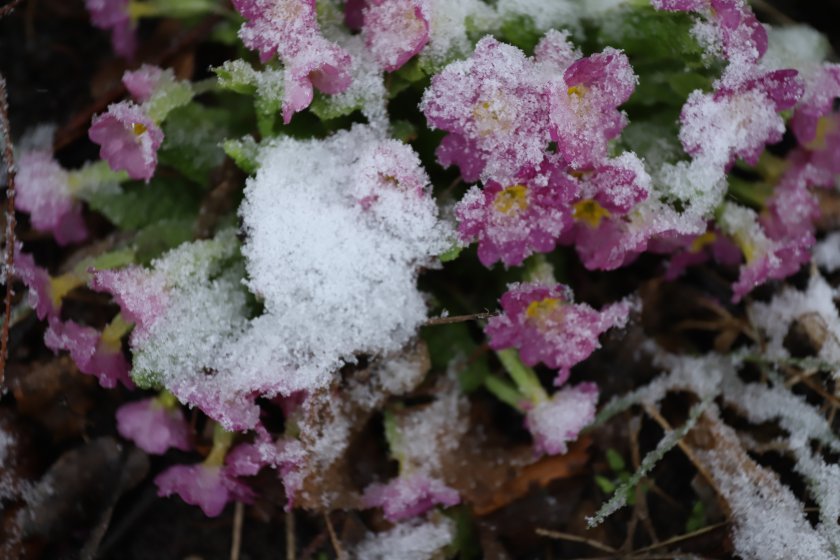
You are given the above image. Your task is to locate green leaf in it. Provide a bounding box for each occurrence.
[224,136,261,175]
[595,475,617,494]
[159,103,231,183]
[83,176,202,231]
[439,245,463,263]
[447,507,481,560]
[498,15,543,53]
[421,322,490,392]
[606,448,626,473]
[685,500,707,533]
[132,218,196,264]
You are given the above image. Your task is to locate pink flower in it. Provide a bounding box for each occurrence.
[525,382,598,456]
[122,64,167,103]
[155,463,254,517]
[89,101,164,181]
[362,0,429,71]
[679,69,802,168]
[231,0,352,123]
[13,248,61,320]
[16,151,88,245]
[44,317,134,389]
[362,472,460,522]
[84,0,136,59]
[420,36,553,184]
[791,64,840,146]
[116,397,192,454]
[89,267,169,343]
[664,230,741,280]
[548,48,637,169]
[486,282,631,384]
[455,170,576,267]
[652,0,767,65]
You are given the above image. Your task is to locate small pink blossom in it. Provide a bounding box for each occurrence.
[84,0,136,59]
[15,151,88,245]
[363,0,429,71]
[420,36,553,184]
[362,472,460,522]
[116,397,191,454]
[548,48,637,169]
[89,267,169,343]
[89,101,164,181]
[44,317,134,389]
[155,463,254,517]
[13,248,60,320]
[525,382,598,456]
[231,0,352,123]
[122,64,167,103]
[455,171,576,267]
[663,230,741,280]
[486,283,631,384]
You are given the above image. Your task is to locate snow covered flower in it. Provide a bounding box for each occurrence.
[85,0,136,59]
[362,472,460,522]
[89,266,169,343]
[155,424,254,517]
[15,151,88,245]
[679,69,802,169]
[13,248,86,321]
[525,382,598,456]
[231,0,352,122]
[155,463,254,517]
[420,36,553,184]
[44,316,134,389]
[547,48,637,169]
[122,64,168,103]
[455,170,576,267]
[88,101,164,181]
[362,0,430,71]
[486,282,632,384]
[116,393,191,454]
[663,229,741,280]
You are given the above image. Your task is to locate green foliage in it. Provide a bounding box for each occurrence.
[82,176,202,231]
[498,14,543,54]
[224,136,261,175]
[685,499,707,533]
[159,103,231,184]
[133,219,197,264]
[447,507,481,560]
[422,322,489,392]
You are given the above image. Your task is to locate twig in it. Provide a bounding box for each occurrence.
[631,521,729,554]
[535,528,617,554]
[423,312,496,326]
[324,513,346,560]
[750,0,796,25]
[230,501,244,560]
[0,76,16,390]
[286,509,296,560]
[0,0,23,18]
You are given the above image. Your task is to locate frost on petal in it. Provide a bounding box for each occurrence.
[13,248,61,321]
[526,382,598,456]
[90,266,169,343]
[15,151,87,245]
[116,398,191,454]
[549,48,637,169]
[791,64,840,146]
[88,101,164,181]
[455,171,576,267]
[155,463,253,517]
[122,64,168,103]
[44,318,134,389]
[84,0,136,59]
[485,282,632,383]
[420,36,553,184]
[362,473,460,522]
[231,0,352,121]
[363,0,429,72]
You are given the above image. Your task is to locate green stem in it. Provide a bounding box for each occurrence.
[484,374,527,412]
[496,348,548,403]
[204,422,234,467]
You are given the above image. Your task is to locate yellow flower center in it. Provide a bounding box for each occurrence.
[472,95,514,137]
[131,122,147,136]
[689,231,717,253]
[573,199,611,228]
[525,297,562,325]
[567,84,586,98]
[493,184,529,215]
